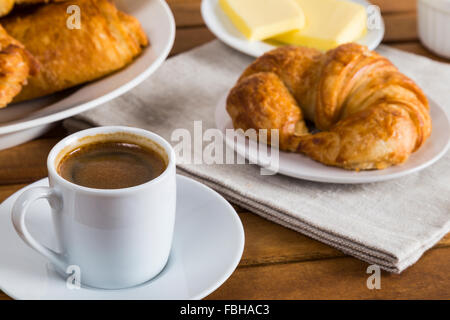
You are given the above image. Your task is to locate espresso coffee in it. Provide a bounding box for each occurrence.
[58,141,167,189]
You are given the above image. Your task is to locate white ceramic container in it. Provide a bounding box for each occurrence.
[418,0,450,59]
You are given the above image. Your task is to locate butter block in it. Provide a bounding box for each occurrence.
[219,0,305,41]
[273,0,367,51]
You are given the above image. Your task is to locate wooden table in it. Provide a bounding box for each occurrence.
[1,0,449,300]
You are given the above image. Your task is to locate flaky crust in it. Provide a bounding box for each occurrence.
[226,44,432,170]
[0,0,67,17]
[0,1,14,17]
[1,0,148,102]
[0,23,37,108]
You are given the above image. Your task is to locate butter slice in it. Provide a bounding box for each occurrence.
[219,0,305,41]
[273,0,367,51]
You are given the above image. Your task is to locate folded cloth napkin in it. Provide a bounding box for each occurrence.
[65,40,450,273]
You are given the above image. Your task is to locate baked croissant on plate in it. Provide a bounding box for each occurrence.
[1,0,148,102]
[226,43,432,170]
[0,24,37,108]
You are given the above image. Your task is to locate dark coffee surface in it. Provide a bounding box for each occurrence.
[58,141,167,189]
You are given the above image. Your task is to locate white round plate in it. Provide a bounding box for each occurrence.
[201,0,385,57]
[0,0,175,150]
[0,175,244,300]
[216,94,450,184]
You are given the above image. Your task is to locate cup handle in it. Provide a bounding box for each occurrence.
[11,186,68,272]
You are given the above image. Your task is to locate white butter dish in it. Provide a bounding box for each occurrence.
[418,0,450,59]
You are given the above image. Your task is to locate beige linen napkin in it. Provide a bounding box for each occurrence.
[65,40,450,273]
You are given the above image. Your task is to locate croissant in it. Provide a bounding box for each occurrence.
[1,0,148,102]
[0,24,37,108]
[226,43,432,170]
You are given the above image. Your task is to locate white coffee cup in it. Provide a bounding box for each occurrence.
[11,126,176,289]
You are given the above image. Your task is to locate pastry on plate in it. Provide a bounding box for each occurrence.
[1,0,148,102]
[0,24,37,108]
[226,43,432,170]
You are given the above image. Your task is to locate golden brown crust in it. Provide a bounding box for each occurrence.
[0,0,67,18]
[2,0,149,102]
[14,0,63,3]
[0,23,37,108]
[238,46,323,122]
[0,1,14,17]
[226,43,432,170]
[227,72,308,151]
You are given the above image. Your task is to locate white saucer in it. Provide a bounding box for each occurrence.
[0,0,175,150]
[0,175,244,300]
[216,94,450,184]
[201,0,385,58]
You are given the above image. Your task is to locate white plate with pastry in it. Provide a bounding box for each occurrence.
[216,43,450,184]
[216,95,450,184]
[201,0,385,58]
[0,0,175,150]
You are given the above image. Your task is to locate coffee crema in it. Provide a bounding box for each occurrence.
[57,141,167,189]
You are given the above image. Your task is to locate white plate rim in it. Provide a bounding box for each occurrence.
[0,175,245,300]
[0,0,176,136]
[215,93,450,184]
[201,0,385,57]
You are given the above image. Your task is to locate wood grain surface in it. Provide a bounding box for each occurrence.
[0,0,449,300]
